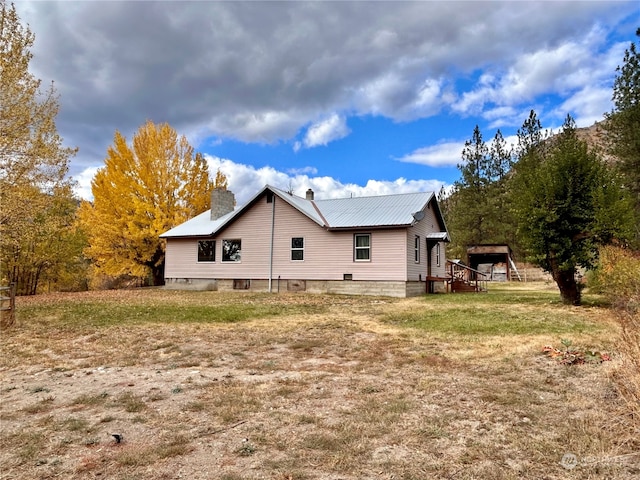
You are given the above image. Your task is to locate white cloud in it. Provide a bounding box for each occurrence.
[300,114,351,149]
[287,166,318,175]
[452,26,628,126]
[397,142,464,167]
[555,85,615,127]
[205,155,446,205]
[398,132,521,170]
[15,0,635,178]
[73,166,100,200]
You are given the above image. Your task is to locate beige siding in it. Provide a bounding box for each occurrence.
[405,201,447,280]
[166,195,410,281]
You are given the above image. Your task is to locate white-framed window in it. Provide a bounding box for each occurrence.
[354,233,371,261]
[436,243,441,267]
[291,237,304,261]
[222,239,241,262]
[197,240,216,262]
[414,235,420,263]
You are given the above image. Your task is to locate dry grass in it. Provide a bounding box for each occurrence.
[1,285,639,479]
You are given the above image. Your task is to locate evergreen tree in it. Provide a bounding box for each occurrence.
[511,114,633,305]
[447,126,517,259]
[604,27,640,244]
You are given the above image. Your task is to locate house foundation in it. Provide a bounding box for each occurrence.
[163,278,438,297]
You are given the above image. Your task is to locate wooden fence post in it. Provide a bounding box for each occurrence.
[1,282,16,328]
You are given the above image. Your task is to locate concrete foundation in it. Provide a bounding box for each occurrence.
[164,278,438,297]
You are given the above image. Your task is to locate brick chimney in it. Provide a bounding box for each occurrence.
[210,188,235,220]
[305,188,314,200]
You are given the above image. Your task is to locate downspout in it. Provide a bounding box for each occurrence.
[268,195,275,292]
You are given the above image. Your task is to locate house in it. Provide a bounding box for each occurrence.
[160,185,450,297]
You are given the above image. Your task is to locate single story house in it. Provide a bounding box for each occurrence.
[160,185,450,297]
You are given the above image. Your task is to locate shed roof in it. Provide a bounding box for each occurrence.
[161,185,446,238]
[467,245,512,255]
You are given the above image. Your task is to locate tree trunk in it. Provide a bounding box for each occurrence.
[149,249,165,286]
[552,268,581,306]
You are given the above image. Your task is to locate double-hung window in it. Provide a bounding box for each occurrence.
[222,239,241,262]
[291,237,304,261]
[354,234,371,261]
[436,243,441,267]
[197,240,216,262]
[414,235,420,263]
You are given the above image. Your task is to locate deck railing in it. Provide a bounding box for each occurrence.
[447,260,488,293]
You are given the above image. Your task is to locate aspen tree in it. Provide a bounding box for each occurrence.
[78,121,216,286]
[0,1,78,294]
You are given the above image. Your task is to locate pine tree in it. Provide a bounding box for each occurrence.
[511,114,633,305]
[604,27,640,244]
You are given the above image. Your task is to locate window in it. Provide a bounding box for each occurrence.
[436,243,441,267]
[197,240,216,262]
[354,234,370,261]
[414,235,420,263]
[291,237,304,261]
[222,239,241,262]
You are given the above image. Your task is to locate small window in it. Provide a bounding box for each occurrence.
[291,237,304,261]
[436,243,441,267]
[354,234,370,261]
[197,240,216,262]
[222,239,241,262]
[414,235,420,263]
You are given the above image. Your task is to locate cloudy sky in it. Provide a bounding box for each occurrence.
[16,1,639,204]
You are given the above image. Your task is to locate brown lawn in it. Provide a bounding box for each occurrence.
[1,285,638,479]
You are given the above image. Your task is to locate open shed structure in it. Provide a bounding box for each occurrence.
[466,245,520,282]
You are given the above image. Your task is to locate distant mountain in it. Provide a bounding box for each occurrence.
[575,121,617,164]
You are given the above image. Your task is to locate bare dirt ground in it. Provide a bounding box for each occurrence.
[1,287,639,479]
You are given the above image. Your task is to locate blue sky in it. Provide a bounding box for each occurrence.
[17,1,640,205]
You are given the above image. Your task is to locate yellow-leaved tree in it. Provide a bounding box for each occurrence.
[78,120,217,286]
[1,1,80,295]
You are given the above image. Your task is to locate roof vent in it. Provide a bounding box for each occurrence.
[306,189,314,200]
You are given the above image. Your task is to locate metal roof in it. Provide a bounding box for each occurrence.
[315,191,434,229]
[161,186,443,237]
[160,209,235,238]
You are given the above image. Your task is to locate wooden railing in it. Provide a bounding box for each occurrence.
[1,283,16,328]
[447,260,488,293]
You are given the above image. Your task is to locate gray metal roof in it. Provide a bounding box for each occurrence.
[160,209,235,238]
[161,186,442,237]
[315,191,434,229]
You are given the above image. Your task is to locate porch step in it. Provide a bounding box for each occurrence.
[451,279,485,293]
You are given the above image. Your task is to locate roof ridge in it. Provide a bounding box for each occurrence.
[315,190,432,202]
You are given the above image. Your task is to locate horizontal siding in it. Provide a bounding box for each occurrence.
[406,201,448,280]
[166,194,409,281]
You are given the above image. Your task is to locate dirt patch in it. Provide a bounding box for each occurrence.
[1,289,638,479]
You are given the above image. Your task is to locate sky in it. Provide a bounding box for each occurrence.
[16,1,640,205]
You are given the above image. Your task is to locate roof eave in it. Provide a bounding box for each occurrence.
[326,223,412,231]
